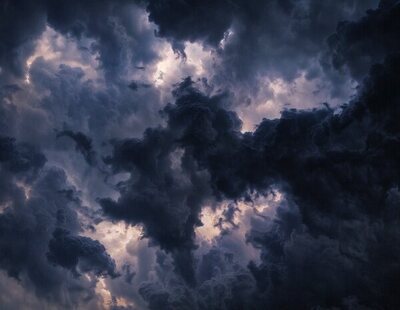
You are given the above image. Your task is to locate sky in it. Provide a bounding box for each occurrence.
[0,0,400,309]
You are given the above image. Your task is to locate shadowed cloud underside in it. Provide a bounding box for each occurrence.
[1,0,400,309]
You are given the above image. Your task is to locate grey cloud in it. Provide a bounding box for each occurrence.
[1,0,399,309]
[0,137,117,308]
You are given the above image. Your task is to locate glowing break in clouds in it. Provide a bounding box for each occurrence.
[152,41,214,89]
[195,191,284,263]
[25,26,100,84]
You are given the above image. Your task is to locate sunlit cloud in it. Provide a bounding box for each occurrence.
[237,71,357,132]
[195,191,284,263]
[25,26,100,84]
[15,181,32,200]
[153,41,213,88]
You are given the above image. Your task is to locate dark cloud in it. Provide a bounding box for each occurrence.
[0,136,46,173]
[44,0,159,80]
[146,0,379,98]
[47,228,117,277]
[27,54,161,140]
[138,246,257,309]
[328,0,400,79]
[0,0,46,80]
[143,0,390,128]
[128,80,152,91]
[0,0,159,83]
[57,130,97,166]
[99,110,213,283]
[0,4,166,305]
[1,0,399,309]
[147,0,234,46]
[102,48,400,307]
[0,137,116,308]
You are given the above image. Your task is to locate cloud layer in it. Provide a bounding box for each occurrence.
[1,0,399,309]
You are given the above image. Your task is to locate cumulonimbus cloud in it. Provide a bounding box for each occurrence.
[0,1,399,309]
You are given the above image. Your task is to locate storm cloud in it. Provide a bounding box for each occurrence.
[0,137,116,308]
[1,0,399,309]
[101,51,400,308]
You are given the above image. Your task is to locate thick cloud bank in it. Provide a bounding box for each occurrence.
[103,52,400,308]
[0,0,399,309]
[0,137,117,308]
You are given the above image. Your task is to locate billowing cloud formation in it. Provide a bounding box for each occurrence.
[0,0,158,81]
[47,228,117,277]
[329,0,400,79]
[145,0,387,130]
[0,137,117,308]
[102,50,400,308]
[1,0,400,309]
[146,0,378,84]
